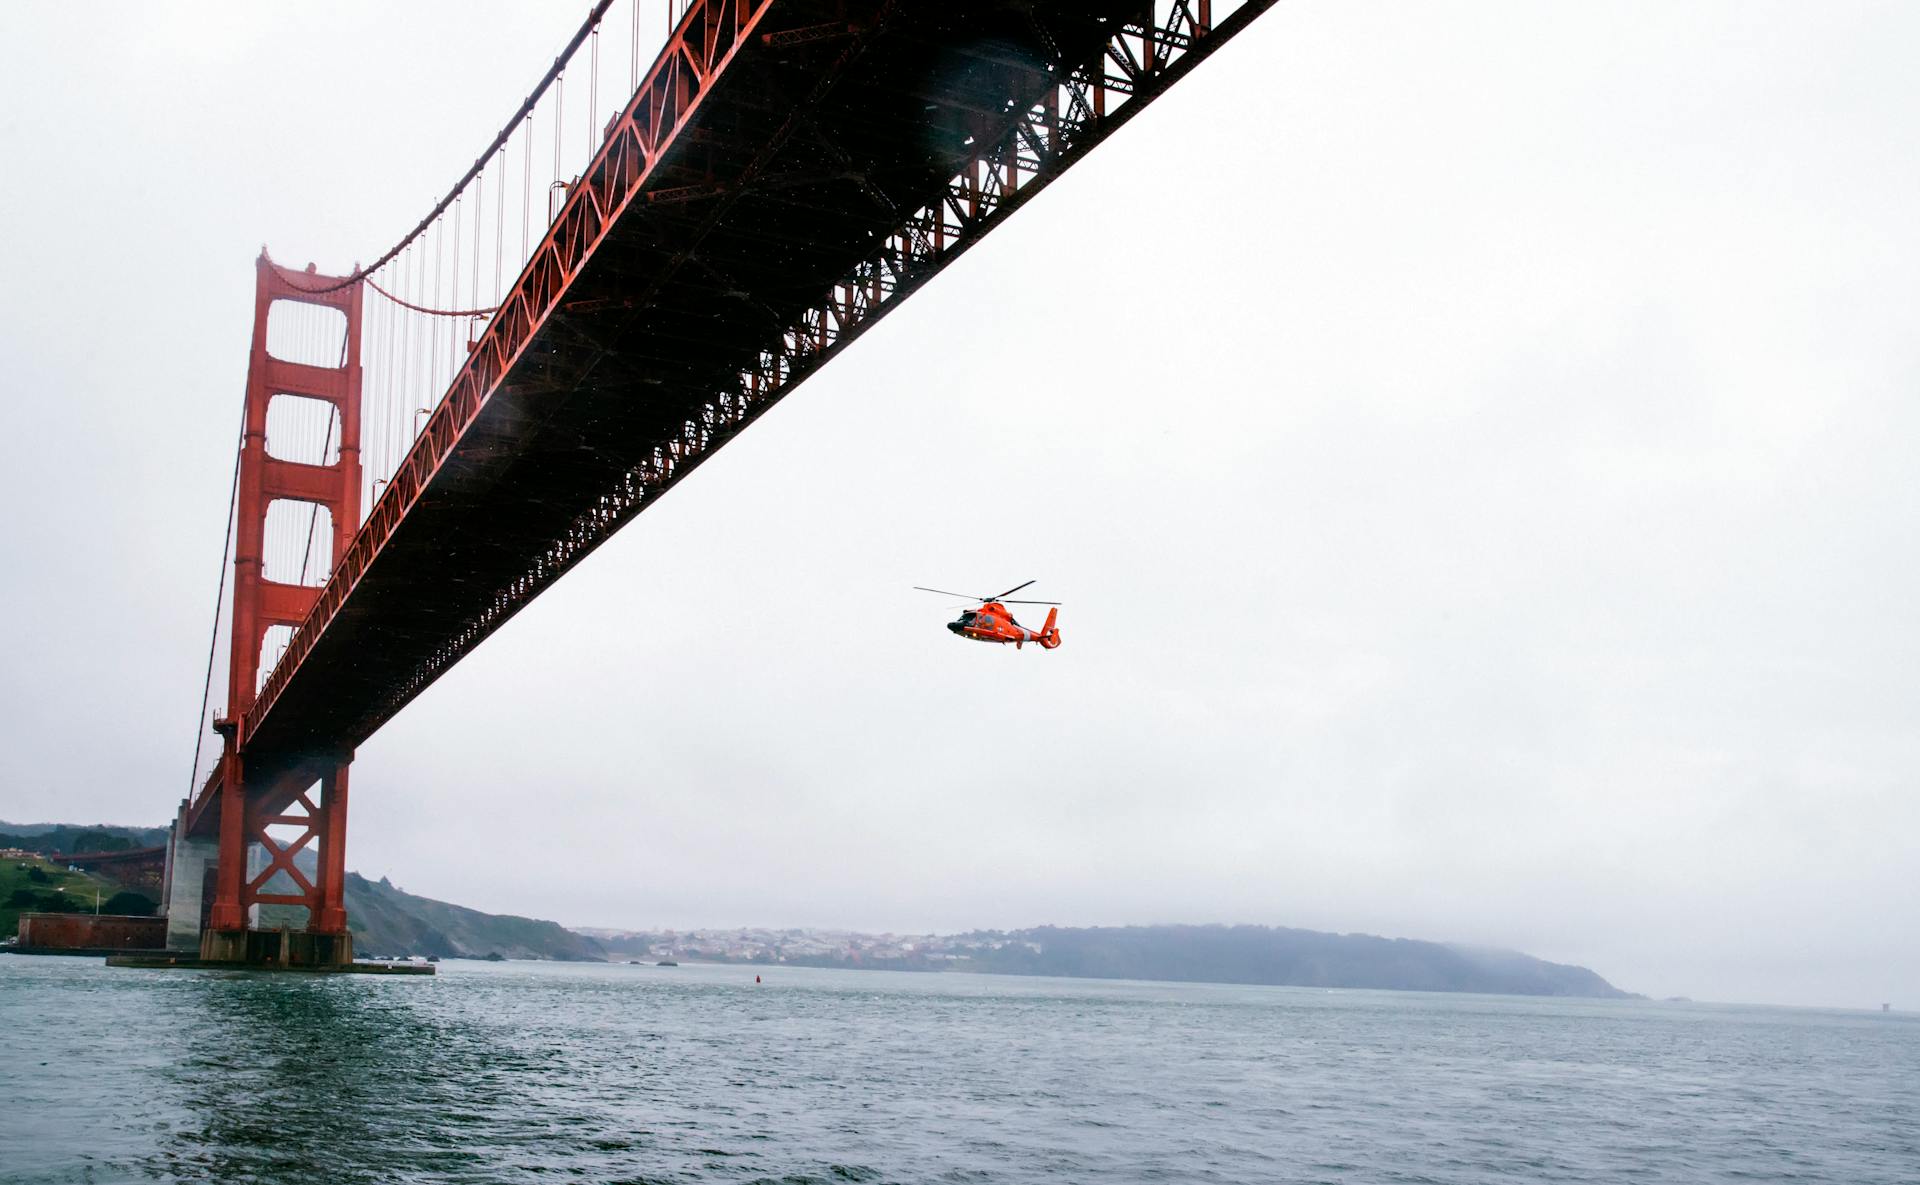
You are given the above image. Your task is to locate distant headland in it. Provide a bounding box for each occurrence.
[5,821,1629,997]
[579,923,1635,998]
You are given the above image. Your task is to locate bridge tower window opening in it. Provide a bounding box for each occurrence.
[262,498,334,587]
[263,394,342,467]
[264,300,349,369]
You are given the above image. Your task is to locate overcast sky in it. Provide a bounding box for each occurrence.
[2,2,1916,1009]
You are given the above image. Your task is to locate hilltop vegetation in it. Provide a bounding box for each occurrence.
[344,873,606,961]
[2,822,165,936]
[0,821,168,854]
[1,856,146,935]
[6,820,603,962]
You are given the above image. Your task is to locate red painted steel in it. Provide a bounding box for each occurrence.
[314,764,351,934]
[227,255,363,719]
[204,257,362,939]
[243,0,786,752]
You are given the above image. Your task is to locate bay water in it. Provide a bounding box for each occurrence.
[1,956,1913,1183]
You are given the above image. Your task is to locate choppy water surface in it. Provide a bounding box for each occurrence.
[1,957,1914,1183]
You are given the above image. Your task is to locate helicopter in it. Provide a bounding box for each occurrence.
[914,581,1062,649]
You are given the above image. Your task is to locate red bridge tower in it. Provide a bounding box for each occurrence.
[166,253,363,966]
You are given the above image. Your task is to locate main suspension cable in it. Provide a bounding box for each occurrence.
[277,0,617,297]
[365,275,498,318]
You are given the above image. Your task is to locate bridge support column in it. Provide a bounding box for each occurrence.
[205,749,249,938]
[312,763,351,937]
[197,750,356,967]
[162,811,217,951]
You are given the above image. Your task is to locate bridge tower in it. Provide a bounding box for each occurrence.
[170,252,364,966]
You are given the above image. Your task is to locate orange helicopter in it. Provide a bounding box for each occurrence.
[915,581,1062,649]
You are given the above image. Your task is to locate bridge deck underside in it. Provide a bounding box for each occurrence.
[213,0,1254,814]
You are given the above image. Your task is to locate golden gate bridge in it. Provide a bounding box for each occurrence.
[160,0,1277,966]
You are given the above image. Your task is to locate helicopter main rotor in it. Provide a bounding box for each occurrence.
[912,580,1060,605]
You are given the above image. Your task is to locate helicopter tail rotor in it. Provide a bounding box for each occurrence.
[1039,607,1062,649]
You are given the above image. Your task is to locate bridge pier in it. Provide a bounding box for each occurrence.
[198,926,353,968]
[193,754,357,968]
[161,810,216,951]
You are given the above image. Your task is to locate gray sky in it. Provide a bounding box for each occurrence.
[2,2,1916,1009]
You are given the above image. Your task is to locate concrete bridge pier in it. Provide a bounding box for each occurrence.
[198,927,353,967]
[162,806,216,951]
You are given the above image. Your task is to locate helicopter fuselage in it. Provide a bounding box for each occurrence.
[947,601,1061,649]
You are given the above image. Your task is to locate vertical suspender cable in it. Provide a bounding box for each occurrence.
[415,234,428,440]
[554,70,565,195]
[522,112,533,264]
[385,259,401,498]
[494,147,506,304]
[296,404,339,587]
[589,23,600,157]
[187,416,245,798]
[397,247,412,471]
[370,280,384,507]
[470,176,481,321]
[431,216,445,404]
[450,196,463,382]
[291,321,351,585]
[374,263,385,482]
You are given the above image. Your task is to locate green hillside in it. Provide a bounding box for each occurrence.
[2,855,147,936]
[344,873,606,961]
[6,820,602,962]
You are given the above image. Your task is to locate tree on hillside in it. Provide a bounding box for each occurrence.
[102,891,156,917]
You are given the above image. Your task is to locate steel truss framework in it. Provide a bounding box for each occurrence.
[230,761,351,932]
[191,0,1275,838]
[367,0,1267,725]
